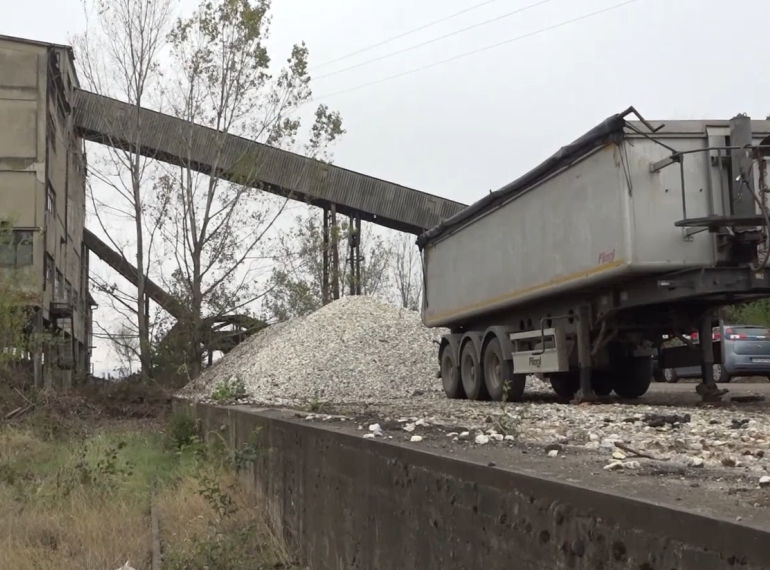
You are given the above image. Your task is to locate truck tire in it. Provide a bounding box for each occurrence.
[440,345,465,399]
[550,371,611,398]
[591,371,614,397]
[550,372,579,400]
[612,357,653,399]
[483,338,525,402]
[461,341,489,401]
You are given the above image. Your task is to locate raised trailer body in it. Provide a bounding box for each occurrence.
[421,117,770,328]
[418,109,770,403]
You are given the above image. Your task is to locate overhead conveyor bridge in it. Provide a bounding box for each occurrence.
[73,90,467,236]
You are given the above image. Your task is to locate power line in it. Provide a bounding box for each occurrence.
[314,0,557,81]
[312,0,506,70]
[313,0,642,102]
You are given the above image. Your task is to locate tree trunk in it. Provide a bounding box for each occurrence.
[132,162,152,379]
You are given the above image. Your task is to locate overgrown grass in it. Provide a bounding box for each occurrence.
[0,408,299,570]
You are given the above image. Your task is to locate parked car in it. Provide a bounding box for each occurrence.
[663,324,770,383]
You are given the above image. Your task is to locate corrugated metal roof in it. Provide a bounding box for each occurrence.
[73,90,466,234]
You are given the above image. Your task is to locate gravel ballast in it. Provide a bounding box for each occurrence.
[182,296,446,405]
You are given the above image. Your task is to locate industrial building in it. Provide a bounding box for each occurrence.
[0,34,93,387]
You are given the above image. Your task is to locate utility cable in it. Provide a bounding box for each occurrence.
[312,0,641,102]
[314,0,557,81]
[313,0,506,70]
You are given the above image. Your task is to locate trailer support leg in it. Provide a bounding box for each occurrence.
[574,306,596,403]
[695,312,729,401]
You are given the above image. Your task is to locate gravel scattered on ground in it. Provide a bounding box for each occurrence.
[180,296,770,485]
[322,391,770,483]
[180,296,446,405]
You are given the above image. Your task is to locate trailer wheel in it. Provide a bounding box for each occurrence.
[591,371,613,397]
[612,357,653,399]
[550,372,579,400]
[440,345,465,399]
[483,338,525,402]
[460,341,489,401]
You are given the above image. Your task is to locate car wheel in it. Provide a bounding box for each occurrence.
[713,363,732,383]
[663,368,679,383]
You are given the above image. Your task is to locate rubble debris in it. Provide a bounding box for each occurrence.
[643,413,691,428]
[731,394,766,403]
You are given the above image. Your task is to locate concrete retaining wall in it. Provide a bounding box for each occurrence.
[178,401,770,570]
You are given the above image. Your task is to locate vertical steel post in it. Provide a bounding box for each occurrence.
[355,214,362,296]
[348,215,356,296]
[322,206,330,305]
[331,204,340,301]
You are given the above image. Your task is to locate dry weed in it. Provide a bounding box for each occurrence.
[0,413,299,570]
[157,469,297,569]
[0,480,151,570]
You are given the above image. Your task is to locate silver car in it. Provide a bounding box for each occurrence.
[663,324,770,383]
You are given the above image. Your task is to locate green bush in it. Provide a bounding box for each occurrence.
[210,376,247,402]
[167,412,198,450]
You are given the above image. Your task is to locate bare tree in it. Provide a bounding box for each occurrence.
[161,0,344,376]
[391,234,423,311]
[72,0,175,379]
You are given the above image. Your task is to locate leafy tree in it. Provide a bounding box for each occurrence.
[159,0,344,376]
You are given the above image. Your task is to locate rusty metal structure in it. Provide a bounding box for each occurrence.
[83,229,265,360]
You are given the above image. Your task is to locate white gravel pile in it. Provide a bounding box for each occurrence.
[182,296,446,405]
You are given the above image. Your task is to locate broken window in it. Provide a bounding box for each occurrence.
[0,230,33,267]
[46,183,55,215]
[44,253,54,288]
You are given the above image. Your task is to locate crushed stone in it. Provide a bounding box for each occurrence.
[180,296,447,406]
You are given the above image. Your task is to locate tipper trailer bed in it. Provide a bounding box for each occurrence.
[417,108,770,402]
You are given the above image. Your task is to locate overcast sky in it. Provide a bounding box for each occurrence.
[5,0,770,374]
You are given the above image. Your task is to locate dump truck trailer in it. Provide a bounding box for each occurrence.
[417,108,770,402]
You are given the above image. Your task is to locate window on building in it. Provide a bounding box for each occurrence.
[44,253,54,289]
[46,183,55,215]
[0,230,33,267]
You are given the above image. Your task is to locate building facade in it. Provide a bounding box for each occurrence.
[0,35,93,386]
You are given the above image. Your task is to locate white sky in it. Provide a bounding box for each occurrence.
[5,0,770,374]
